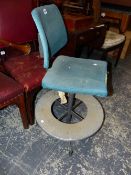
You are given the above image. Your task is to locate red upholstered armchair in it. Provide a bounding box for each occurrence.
[0,0,46,125]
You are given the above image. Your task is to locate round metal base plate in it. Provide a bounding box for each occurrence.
[35,91,104,141]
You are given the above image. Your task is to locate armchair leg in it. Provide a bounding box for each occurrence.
[17,94,29,129]
[26,91,34,125]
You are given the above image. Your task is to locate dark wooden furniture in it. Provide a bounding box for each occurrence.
[101,0,131,7]
[62,0,93,15]
[63,14,94,32]
[37,0,63,10]
[101,0,131,33]
[60,14,97,57]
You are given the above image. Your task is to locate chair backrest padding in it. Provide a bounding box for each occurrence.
[31,4,68,69]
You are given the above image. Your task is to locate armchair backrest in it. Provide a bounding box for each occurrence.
[31,4,68,69]
[0,0,37,45]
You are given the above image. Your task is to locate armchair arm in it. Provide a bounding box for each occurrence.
[0,40,31,55]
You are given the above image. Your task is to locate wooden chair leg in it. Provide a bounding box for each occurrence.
[17,94,29,129]
[26,91,34,125]
[114,41,125,67]
[26,87,41,125]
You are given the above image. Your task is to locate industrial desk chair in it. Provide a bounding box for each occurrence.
[32,4,107,154]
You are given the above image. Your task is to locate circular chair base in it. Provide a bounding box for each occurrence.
[35,91,104,141]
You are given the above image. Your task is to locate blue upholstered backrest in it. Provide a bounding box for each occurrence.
[31,4,68,69]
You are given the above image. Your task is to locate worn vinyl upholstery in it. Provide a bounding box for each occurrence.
[0,72,23,103]
[4,52,46,91]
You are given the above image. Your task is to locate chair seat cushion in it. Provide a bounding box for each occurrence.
[4,52,46,91]
[0,72,23,103]
[102,30,125,49]
[42,56,107,97]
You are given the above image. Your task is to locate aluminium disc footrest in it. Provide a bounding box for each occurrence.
[35,90,104,141]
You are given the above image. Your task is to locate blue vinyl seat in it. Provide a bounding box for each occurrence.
[32,4,108,150]
[42,56,107,96]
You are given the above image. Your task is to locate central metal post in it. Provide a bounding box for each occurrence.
[67,93,75,123]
